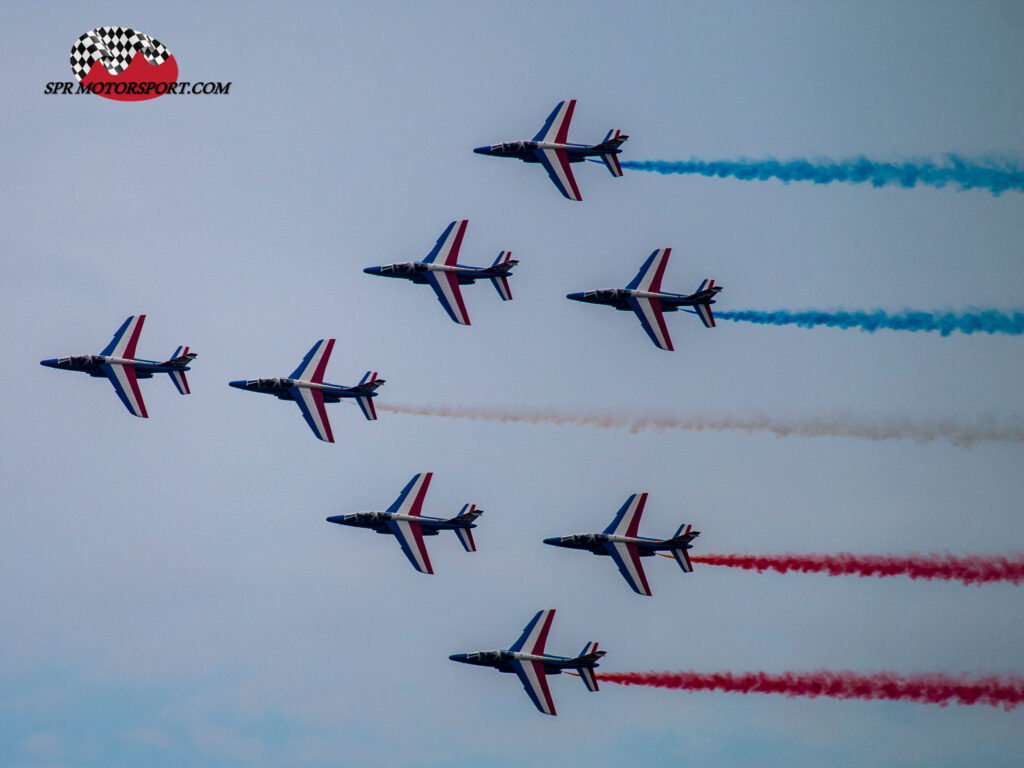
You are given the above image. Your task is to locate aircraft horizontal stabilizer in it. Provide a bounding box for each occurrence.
[454,526,476,553]
[578,665,600,692]
[168,369,191,395]
[491,276,513,301]
[356,395,378,421]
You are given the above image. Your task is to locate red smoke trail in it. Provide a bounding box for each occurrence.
[689,553,1024,586]
[599,671,1024,710]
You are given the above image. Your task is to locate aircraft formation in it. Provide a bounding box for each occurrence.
[42,99,939,720]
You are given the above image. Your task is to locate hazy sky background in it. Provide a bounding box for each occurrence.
[2,1,1022,766]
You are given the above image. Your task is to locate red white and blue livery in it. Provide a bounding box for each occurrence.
[40,315,195,418]
[473,99,628,201]
[449,609,605,716]
[543,493,700,596]
[567,247,722,351]
[364,220,517,325]
[326,472,482,574]
[228,339,384,442]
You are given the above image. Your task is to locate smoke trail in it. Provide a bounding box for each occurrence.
[620,156,1024,195]
[689,553,1024,586]
[598,670,1024,710]
[715,309,1024,337]
[377,404,1024,448]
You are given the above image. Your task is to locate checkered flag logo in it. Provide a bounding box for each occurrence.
[70,26,171,82]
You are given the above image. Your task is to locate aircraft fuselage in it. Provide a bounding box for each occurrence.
[473,140,617,163]
[566,286,722,312]
[228,377,378,401]
[544,531,694,556]
[40,355,192,378]
[326,510,478,535]
[448,649,599,675]
[364,261,517,285]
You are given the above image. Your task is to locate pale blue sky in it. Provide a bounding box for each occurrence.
[2,1,1022,766]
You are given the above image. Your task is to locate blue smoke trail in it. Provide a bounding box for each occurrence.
[620,157,1024,195]
[714,309,1024,336]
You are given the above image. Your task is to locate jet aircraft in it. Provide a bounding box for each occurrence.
[566,247,722,351]
[473,99,627,201]
[449,609,605,716]
[228,339,383,442]
[40,315,195,418]
[326,472,482,574]
[543,492,700,596]
[364,220,516,325]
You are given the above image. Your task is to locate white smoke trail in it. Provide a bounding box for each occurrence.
[378,404,1024,448]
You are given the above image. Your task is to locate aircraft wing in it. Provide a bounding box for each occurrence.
[533,148,582,201]
[100,315,145,358]
[625,248,671,292]
[602,493,648,537]
[425,271,471,325]
[100,363,148,418]
[289,339,335,382]
[605,541,653,596]
[509,609,555,655]
[385,473,433,516]
[510,659,557,716]
[532,100,576,144]
[627,296,674,351]
[422,220,468,266]
[289,386,335,442]
[386,518,433,574]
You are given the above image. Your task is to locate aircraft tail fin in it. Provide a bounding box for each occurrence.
[163,346,197,367]
[575,642,605,692]
[596,130,628,177]
[353,373,384,421]
[356,371,386,392]
[490,252,517,301]
[668,524,699,573]
[451,504,482,552]
[596,129,628,151]
[164,346,195,395]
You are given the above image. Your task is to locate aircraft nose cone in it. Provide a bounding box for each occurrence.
[473,146,492,155]
[363,266,382,275]
[449,653,468,663]
[566,292,586,302]
[228,380,248,389]
[40,358,59,368]
[542,537,563,546]
[325,515,345,525]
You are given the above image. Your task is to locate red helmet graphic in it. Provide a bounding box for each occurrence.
[70,27,178,102]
